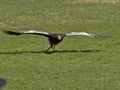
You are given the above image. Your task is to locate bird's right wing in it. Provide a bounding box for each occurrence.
[3,30,50,37]
[65,32,109,38]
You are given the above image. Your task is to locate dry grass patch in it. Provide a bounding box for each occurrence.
[67,0,120,3]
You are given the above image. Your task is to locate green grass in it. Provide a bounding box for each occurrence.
[0,0,120,90]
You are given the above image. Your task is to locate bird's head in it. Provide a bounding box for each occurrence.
[57,35,62,40]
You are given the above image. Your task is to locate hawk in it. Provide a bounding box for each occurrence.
[3,30,108,51]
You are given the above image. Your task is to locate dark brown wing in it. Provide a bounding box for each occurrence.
[3,30,50,37]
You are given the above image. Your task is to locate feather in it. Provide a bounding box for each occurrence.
[65,32,108,38]
[3,30,50,37]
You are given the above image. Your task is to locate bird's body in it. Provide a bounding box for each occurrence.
[3,30,108,51]
[49,34,65,44]
[47,34,66,51]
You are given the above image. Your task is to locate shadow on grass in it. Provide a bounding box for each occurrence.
[0,50,100,55]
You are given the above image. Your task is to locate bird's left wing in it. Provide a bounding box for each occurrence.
[3,30,50,37]
[65,32,108,38]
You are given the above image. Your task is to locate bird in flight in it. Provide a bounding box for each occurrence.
[3,30,108,51]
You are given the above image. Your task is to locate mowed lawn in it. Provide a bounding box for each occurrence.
[0,0,120,90]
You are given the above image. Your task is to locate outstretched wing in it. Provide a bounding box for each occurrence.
[65,32,108,38]
[3,30,50,37]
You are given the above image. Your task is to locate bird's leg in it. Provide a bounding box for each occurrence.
[45,46,52,51]
[53,44,55,51]
[45,43,53,52]
[45,43,56,52]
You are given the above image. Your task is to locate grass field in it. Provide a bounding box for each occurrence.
[0,0,120,90]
